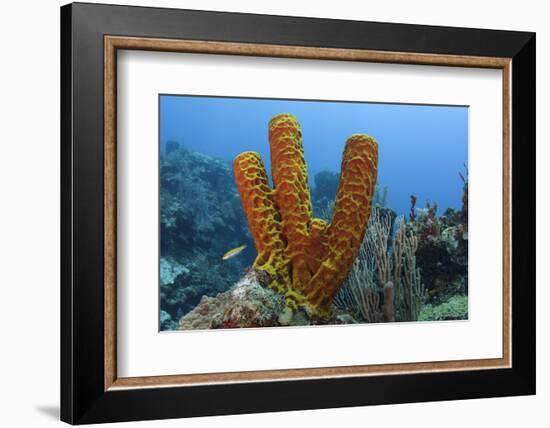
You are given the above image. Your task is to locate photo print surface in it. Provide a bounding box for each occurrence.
[159,95,468,331]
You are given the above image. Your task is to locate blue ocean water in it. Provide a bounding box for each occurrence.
[160,95,468,216]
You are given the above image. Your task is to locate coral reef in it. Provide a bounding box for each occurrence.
[418,294,468,321]
[161,120,468,330]
[233,113,378,320]
[409,179,468,300]
[160,254,245,319]
[160,142,255,324]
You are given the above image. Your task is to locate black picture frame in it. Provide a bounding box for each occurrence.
[61,2,535,424]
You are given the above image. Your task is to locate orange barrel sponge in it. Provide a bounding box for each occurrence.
[307,217,329,274]
[233,114,379,321]
[304,134,379,316]
[232,151,290,293]
[269,114,313,297]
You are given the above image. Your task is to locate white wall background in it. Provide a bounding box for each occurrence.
[0,0,546,427]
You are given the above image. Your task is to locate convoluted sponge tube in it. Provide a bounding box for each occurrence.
[232,152,290,294]
[303,134,379,314]
[233,113,378,320]
[269,114,314,296]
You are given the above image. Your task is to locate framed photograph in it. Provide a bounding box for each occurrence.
[61,2,535,424]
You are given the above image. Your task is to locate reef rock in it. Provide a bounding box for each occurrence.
[177,270,286,330]
[177,269,359,330]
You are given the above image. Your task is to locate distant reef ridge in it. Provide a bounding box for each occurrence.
[159,141,254,325]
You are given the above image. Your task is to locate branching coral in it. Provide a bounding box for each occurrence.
[365,208,427,322]
[393,218,426,321]
[334,205,427,323]
[233,113,378,320]
[334,242,382,323]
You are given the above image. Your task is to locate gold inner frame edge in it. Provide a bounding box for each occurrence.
[104,36,512,391]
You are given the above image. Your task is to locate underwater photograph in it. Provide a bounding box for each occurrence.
[159,95,469,331]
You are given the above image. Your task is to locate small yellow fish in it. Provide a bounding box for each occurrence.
[222,244,247,260]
